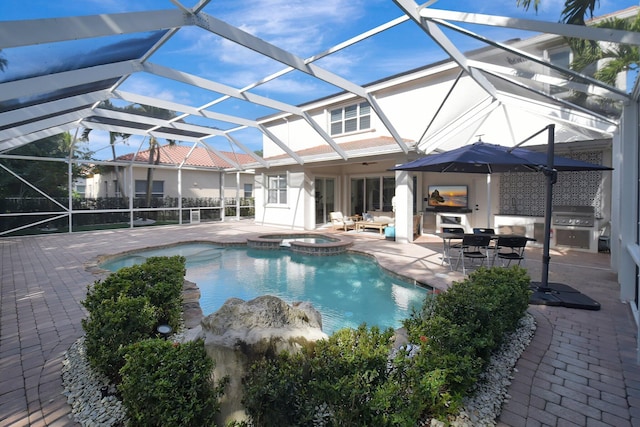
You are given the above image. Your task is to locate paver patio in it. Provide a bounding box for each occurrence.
[1,221,638,426]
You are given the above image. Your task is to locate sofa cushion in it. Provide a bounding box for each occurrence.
[367,211,394,224]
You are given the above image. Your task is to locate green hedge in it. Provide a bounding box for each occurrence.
[242,325,397,426]
[119,339,228,427]
[81,256,186,382]
[404,266,531,419]
[81,255,227,425]
[82,295,157,383]
[241,266,532,425]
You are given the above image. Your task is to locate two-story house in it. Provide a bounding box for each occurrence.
[252,8,629,249]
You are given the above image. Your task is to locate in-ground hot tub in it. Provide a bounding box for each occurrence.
[247,233,352,255]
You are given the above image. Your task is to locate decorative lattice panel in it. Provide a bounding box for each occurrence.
[499,151,605,218]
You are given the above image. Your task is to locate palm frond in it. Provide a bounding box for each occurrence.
[561,0,598,25]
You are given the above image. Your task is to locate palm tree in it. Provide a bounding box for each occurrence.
[518,0,639,99]
[80,101,131,201]
[516,0,598,24]
[121,104,177,208]
[81,102,176,207]
[568,14,640,87]
[0,50,8,72]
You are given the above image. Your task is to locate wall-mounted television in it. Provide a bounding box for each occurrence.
[427,185,468,208]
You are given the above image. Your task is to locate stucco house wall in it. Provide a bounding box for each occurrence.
[86,167,254,200]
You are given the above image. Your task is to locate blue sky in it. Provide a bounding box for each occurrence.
[2,0,638,158]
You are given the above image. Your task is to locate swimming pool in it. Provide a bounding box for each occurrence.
[100,243,430,335]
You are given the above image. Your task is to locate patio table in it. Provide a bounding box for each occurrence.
[356,221,389,235]
[436,232,535,270]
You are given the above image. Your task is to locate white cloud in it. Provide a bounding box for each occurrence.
[119,75,195,106]
[256,75,321,95]
[174,0,369,78]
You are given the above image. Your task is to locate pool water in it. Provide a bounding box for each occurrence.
[100,243,429,335]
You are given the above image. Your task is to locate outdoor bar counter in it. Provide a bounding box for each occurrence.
[494,214,601,253]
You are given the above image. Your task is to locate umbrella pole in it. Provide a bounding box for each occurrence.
[539,124,556,291]
[487,174,491,227]
[527,124,600,310]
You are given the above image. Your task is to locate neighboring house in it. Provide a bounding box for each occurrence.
[73,177,87,198]
[86,144,256,201]
[253,9,629,245]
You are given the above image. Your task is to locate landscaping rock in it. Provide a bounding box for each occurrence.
[182,279,203,329]
[196,295,328,425]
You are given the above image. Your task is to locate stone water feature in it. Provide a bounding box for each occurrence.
[192,295,328,425]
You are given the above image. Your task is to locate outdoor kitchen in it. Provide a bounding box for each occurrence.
[494,205,602,253]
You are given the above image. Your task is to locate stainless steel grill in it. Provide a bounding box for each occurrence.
[552,206,595,228]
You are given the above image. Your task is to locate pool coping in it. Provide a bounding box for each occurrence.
[247,232,352,255]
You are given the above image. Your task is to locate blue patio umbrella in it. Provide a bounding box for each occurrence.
[391,141,611,173]
[392,125,612,302]
[391,139,611,226]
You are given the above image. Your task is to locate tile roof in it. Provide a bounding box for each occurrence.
[117,144,256,169]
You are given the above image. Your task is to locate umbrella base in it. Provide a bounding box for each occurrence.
[529,282,600,311]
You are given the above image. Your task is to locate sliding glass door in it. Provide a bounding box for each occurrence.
[350,176,395,215]
[315,178,335,225]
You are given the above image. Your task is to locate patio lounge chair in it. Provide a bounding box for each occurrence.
[329,212,356,231]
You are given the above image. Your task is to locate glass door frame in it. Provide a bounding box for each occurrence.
[349,174,396,216]
[314,176,337,225]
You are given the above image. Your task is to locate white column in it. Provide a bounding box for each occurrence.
[178,168,183,225]
[128,164,134,227]
[394,168,414,244]
[220,171,225,222]
[236,171,241,221]
[67,157,73,233]
[617,102,639,303]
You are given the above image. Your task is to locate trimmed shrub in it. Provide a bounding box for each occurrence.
[83,255,185,330]
[119,339,228,427]
[81,256,186,381]
[242,351,314,426]
[81,295,157,382]
[243,325,404,426]
[403,266,531,417]
[307,325,396,425]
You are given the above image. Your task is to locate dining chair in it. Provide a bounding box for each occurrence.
[494,236,529,266]
[473,228,498,263]
[455,234,492,275]
[441,227,465,269]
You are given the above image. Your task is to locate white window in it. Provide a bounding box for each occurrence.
[549,49,571,69]
[267,175,287,204]
[135,180,164,198]
[548,48,572,95]
[244,183,253,198]
[330,102,371,136]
